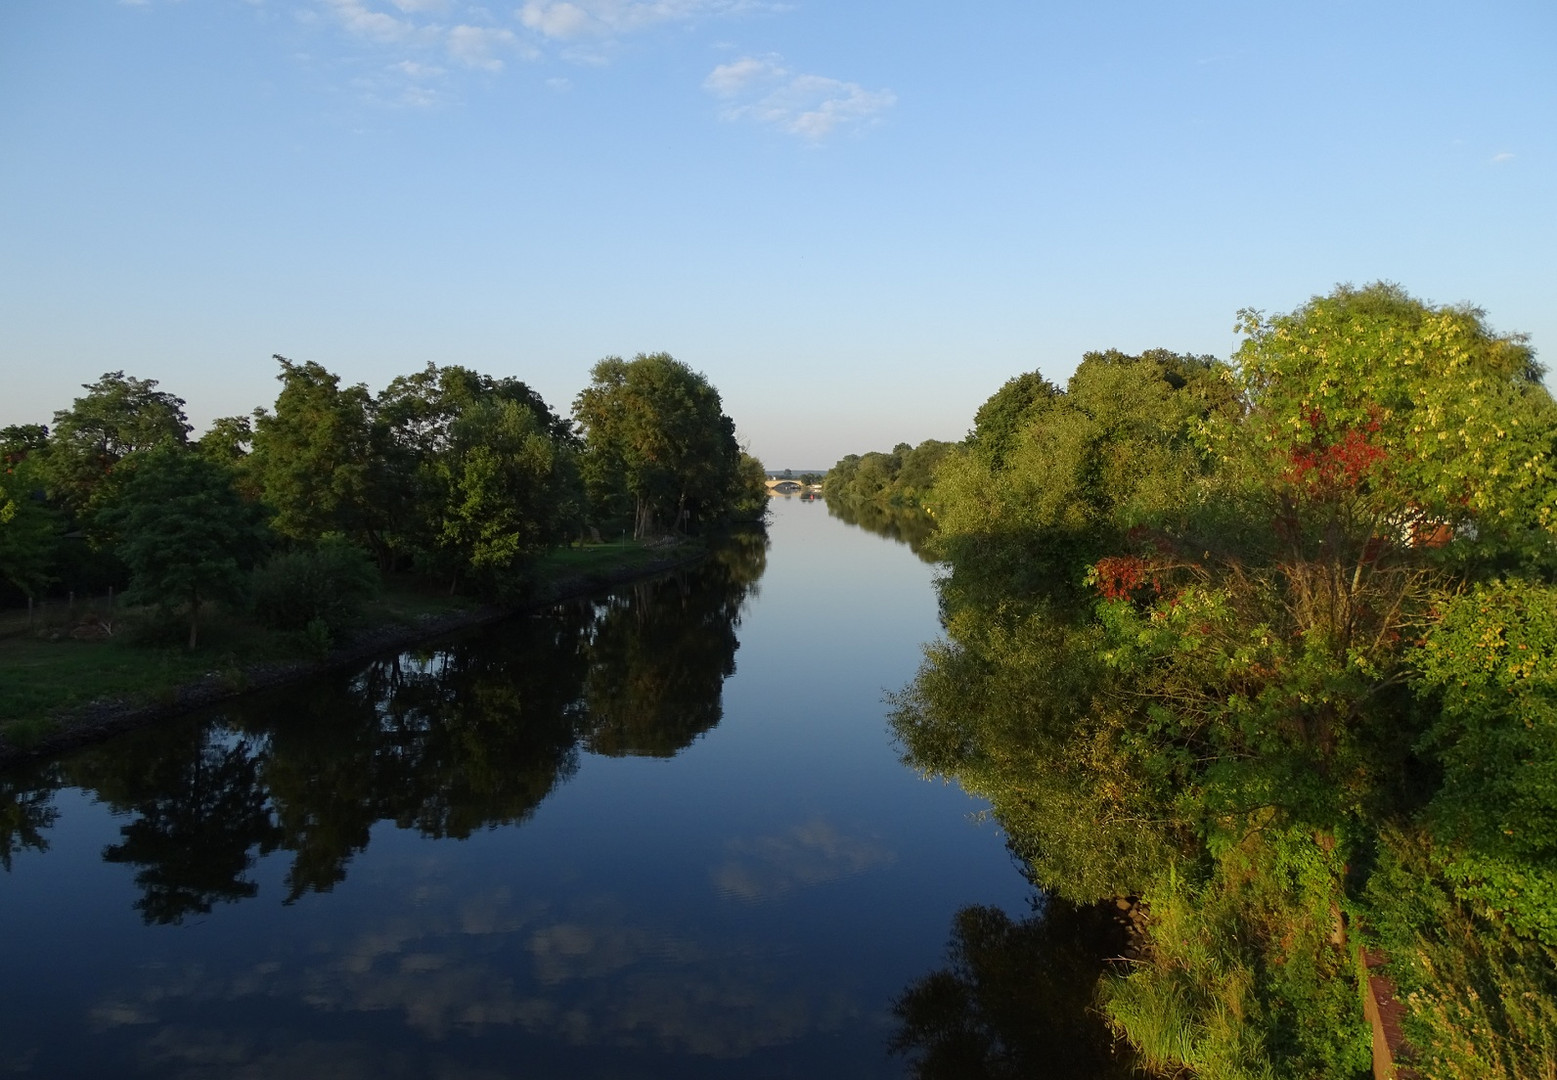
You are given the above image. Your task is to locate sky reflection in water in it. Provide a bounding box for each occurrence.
[0,499,1039,1078]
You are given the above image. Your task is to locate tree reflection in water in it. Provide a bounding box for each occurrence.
[70,728,283,924]
[37,528,768,923]
[0,765,62,871]
[584,528,766,757]
[824,497,937,562]
[891,894,1138,1080]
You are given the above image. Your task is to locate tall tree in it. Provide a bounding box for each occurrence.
[572,353,751,538]
[246,357,378,548]
[0,456,60,599]
[375,363,580,570]
[43,372,191,519]
[102,446,268,648]
[427,397,582,592]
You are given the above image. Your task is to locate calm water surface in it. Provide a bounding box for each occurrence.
[1,498,1044,1078]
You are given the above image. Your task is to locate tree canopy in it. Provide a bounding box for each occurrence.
[887,284,1557,1078]
[101,446,268,648]
[2,353,763,628]
[572,353,763,538]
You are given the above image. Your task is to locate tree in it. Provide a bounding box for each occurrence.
[895,285,1557,1077]
[0,457,59,599]
[965,371,1059,470]
[43,371,191,519]
[246,357,379,548]
[427,397,582,593]
[195,415,254,468]
[102,446,268,648]
[572,353,750,538]
[0,424,50,464]
[375,363,581,572]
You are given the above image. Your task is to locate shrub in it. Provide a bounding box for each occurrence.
[251,537,378,634]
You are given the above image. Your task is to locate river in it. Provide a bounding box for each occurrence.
[0,497,1094,1078]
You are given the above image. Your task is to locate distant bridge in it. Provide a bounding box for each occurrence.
[764,478,817,494]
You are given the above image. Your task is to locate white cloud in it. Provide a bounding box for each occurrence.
[712,819,894,901]
[519,0,592,38]
[399,84,443,106]
[703,54,782,96]
[447,23,520,68]
[321,0,416,43]
[516,0,780,42]
[310,1,540,101]
[705,55,895,140]
[1492,152,1515,163]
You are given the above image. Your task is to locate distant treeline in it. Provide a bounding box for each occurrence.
[1,353,765,646]
[822,439,954,509]
[845,284,1557,1079]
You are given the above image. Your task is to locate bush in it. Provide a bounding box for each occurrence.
[251,537,378,634]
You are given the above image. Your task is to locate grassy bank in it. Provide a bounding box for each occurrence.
[0,538,703,755]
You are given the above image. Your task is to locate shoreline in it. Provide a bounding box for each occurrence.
[0,547,706,771]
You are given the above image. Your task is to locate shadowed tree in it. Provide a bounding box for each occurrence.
[101,445,268,648]
[42,371,191,523]
[573,353,753,538]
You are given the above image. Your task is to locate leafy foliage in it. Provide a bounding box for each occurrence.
[100,446,268,649]
[572,353,760,538]
[888,284,1557,1077]
[0,457,60,599]
[246,356,379,547]
[41,371,191,526]
[251,536,380,635]
[824,438,955,509]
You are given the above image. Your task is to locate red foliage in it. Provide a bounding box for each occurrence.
[1281,407,1387,493]
[1094,555,1161,601]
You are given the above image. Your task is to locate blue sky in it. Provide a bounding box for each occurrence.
[2,0,1552,467]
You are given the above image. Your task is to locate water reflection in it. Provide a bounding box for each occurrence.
[583,531,766,757]
[891,895,1138,1079]
[0,768,60,870]
[824,497,938,561]
[9,529,767,925]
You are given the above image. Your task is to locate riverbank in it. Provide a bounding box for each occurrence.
[0,539,708,769]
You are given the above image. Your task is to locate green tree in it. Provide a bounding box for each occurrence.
[572,353,750,537]
[247,357,379,548]
[427,397,582,593]
[0,457,60,599]
[102,446,267,648]
[1,424,50,463]
[195,415,254,468]
[375,363,580,572]
[894,286,1557,1078]
[964,372,1059,470]
[42,371,191,520]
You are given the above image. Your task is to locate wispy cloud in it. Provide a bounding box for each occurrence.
[712,819,894,901]
[704,55,895,140]
[517,0,781,42]
[312,0,532,102]
[322,0,421,44]
[306,0,801,110]
[1492,151,1515,163]
[447,24,523,69]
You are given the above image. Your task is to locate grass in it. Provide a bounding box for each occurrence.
[530,536,703,588]
[0,605,280,722]
[0,538,701,727]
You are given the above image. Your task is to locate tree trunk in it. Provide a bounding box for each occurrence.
[187,594,201,650]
